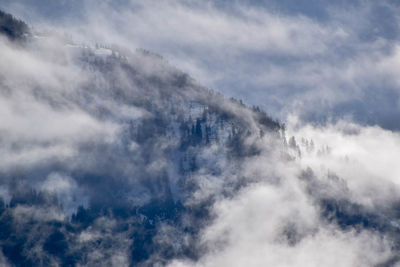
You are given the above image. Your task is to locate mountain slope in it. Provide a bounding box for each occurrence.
[0,9,29,40]
[0,10,285,266]
[0,10,399,267]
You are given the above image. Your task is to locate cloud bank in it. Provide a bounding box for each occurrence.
[168,117,400,267]
[0,1,399,266]
[3,0,399,128]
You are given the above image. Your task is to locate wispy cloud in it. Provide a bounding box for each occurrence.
[1,1,400,266]
[62,0,400,129]
[3,0,400,128]
[168,117,400,266]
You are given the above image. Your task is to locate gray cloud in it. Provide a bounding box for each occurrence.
[167,118,400,266]
[18,0,397,130]
[1,2,400,266]
[3,0,400,129]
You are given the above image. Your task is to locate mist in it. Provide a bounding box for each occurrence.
[0,1,400,266]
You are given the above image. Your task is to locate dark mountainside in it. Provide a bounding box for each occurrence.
[0,10,283,266]
[0,10,400,267]
[0,10,29,40]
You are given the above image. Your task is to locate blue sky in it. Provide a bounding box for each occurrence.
[2,0,400,129]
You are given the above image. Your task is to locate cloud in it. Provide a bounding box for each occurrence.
[166,118,400,266]
[1,2,400,266]
[12,205,66,222]
[82,1,400,130]
[287,116,400,207]
[14,0,392,130]
[4,0,400,129]
[0,36,120,173]
[168,182,393,267]
[40,172,88,216]
[0,0,358,122]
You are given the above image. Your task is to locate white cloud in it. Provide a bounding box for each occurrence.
[13,205,66,222]
[168,119,400,267]
[40,172,88,216]
[3,1,400,128]
[4,0,400,127]
[287,116,400,207]
[169,183,393,267]
[71,0,400,128]
[1,2,400,266]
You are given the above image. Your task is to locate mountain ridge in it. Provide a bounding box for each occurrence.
[0,10,287,266]
[1,9,399,267]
